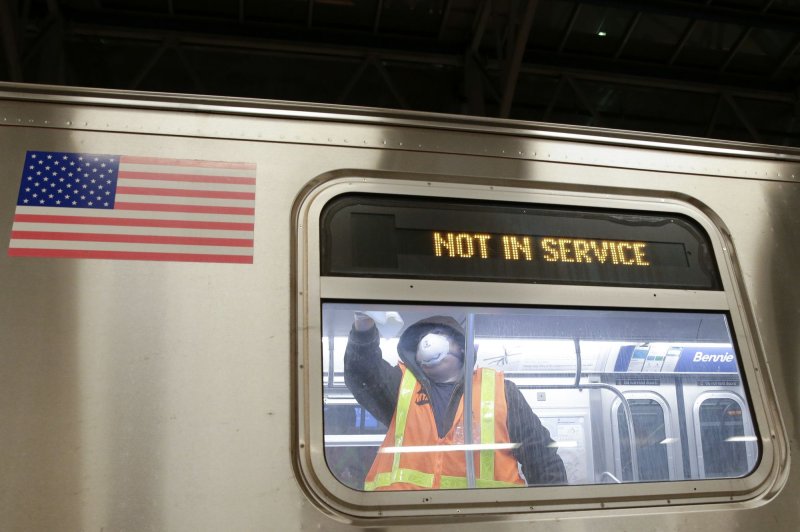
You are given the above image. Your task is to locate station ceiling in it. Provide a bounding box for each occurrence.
[1,0,799,146]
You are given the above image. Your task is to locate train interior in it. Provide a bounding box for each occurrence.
[321,303,759,490]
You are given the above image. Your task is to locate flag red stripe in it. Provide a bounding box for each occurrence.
[114,202,255,215]
[118,171,256,185]
[116,186,255,200]
[12,231,253,247]
[8,248,253,263]
[13,213,254,231]
[120,156,256,170]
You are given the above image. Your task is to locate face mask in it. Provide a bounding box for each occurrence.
[416,333,452,367]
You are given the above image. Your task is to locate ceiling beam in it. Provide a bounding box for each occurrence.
[719,27,751,72]
[499,0,539,118]
[512,59,796,104]
[668,18,697,66]
[64,21,797,107]
[578,0,800,34]
[463,51,486,115]
[338,55,372,104]
[373,0,384,35]
[437,0,453,41]
[613,11,641,60]
[22,0,66,84]
[470,0,493,54]
[565,76,598,125]
[374,58,408,108]
[543,76,565,122]
[130,40,169,89]
[724,93,761,143]
[771,36,800,79]
[174,43,205,93]
[557,3,581,53]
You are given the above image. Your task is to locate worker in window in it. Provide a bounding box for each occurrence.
[344,313,567,490]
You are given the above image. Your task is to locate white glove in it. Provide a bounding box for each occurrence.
[354,311,404,338]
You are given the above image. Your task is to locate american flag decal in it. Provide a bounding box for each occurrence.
[8,151,256,264]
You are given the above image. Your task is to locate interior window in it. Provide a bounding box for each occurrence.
[321,303,758,490]
[617,399,670,481]
[698,398,750,478]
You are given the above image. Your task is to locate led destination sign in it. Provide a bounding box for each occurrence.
[433,232,651,266]
[321,194,721,289]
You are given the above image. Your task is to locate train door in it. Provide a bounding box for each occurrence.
[690,390,758,479]
[610,391,681,482]
[679,361,758,479]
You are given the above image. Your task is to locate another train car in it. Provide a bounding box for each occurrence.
[0,83,796,531]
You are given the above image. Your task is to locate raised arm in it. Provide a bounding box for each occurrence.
[343,315,403,427]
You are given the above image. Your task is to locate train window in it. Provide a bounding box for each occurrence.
[696,397,755,478]
[615,399,671,481]
[320,302,759,491]
[299,186,780,513]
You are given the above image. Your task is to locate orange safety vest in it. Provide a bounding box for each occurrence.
[364,365,526,490]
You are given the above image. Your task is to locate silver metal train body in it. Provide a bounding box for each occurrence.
[0,84,796,531]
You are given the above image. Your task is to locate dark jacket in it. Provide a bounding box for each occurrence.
[344,316,567,486]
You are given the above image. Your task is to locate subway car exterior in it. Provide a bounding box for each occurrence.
[0,83,796,531]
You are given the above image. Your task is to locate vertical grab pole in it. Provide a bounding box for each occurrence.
[326,313,335,388]
[463,313,476,489]
[573,337,638,480]
[620,397,640,482]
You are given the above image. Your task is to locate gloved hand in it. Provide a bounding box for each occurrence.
[353,311,404,337]
[353,311,375,331]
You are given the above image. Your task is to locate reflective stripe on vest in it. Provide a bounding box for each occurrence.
[480,367,495,482]
[364,367,522,490]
